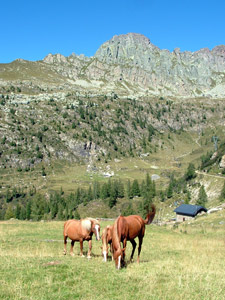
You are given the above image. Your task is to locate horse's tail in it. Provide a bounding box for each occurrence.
[144,204,156,225]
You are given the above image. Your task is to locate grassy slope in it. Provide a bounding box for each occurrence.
[0,213,225,300]
[0,128,217,193]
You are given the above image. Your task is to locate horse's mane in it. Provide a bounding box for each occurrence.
[81,219,92,231]
[81,217,100,231]
[86,217,100,225]
[112,217,121,252]
[101,226,107,245]
[102,226,107,238]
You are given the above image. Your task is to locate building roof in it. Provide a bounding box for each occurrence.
[174,204,207,217]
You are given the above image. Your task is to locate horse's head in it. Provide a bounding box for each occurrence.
[91,220,100,241]
[113,247,126,270]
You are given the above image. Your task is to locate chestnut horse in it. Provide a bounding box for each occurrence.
[101,225,113,262]
[112,205,156,269]
[63,218,100,258]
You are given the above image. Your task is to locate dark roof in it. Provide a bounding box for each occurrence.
[174,204,207,217]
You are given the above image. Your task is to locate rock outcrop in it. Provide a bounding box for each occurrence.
[1,33,225,98]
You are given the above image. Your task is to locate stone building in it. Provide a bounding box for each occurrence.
[174,204,207,222]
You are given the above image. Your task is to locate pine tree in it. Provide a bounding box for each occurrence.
[196,185,207,206]
[167,181,173,198]
[57,203,64,220]
[6,189,12,203]
[160,190,165,202]
[167,175,175,199]
[185,190,191,204]
[93,181,101,199]
[184,163,196,181]
[108,181,117,208]
[26,200,32,220]
[143,188,153,211]
[219,181,225,202]
[126,180,133,199]
[146,173,151,191]
[19,206,26,220]
[101,182,109,200]
[50,193,59,219]
[117,181,125,198]
[74,209,80,220]
[122,201,134,216]
[31,195,45,221]
[75,188,81,204]
[15,204,21,219]
[132,179,141,197]
[140,180,146,197]
[87,186,93,202]
[5,205,15,220]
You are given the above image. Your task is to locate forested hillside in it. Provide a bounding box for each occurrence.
[0,91,224,220]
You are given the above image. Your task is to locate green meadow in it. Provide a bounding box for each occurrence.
[1,212,225,300]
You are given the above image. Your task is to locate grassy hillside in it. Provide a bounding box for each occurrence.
[0,214,225,300]
[0,92,224,220]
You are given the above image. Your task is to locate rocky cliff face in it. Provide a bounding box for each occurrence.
[94,33,225,97]
[1,33,225,98]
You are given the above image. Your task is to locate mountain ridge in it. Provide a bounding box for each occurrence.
[0,33,225,98]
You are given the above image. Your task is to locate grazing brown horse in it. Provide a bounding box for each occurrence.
[101,225,113,262]
[112,205,156,269]
[63,218,100,258]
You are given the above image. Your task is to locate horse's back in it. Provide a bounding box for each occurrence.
[124,215,145,239]
[64,219,81,240]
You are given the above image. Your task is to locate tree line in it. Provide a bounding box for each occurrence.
[0,174,156,221]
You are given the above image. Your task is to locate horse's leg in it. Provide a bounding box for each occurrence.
[110,243,114,261]
[70,240,75,256]
[130,239,137,262]
[122,238,127,264]
[63,235,67,255]
[87,240,92,259]
[137,236,143,264]
[80,240,85,257]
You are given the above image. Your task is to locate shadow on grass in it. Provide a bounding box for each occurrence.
[121,258,150,269]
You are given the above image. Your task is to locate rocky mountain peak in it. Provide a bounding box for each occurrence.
[110,32,152,46]
[94,32,158,66]
[1,33,225,99]
[212,45,225,57]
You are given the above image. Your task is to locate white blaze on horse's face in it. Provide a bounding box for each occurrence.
[103,250,107,262]
[95,225,100,241]
[117,255,121,269]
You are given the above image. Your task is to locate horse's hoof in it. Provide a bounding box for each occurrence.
[70,253,74,257]
[63,251,66,255]
[87,256,91,259]
[81,254,85,258]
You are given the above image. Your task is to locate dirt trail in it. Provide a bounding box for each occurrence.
[195,170,224,180]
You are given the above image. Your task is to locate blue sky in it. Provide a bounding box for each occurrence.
[1,0,225,63]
